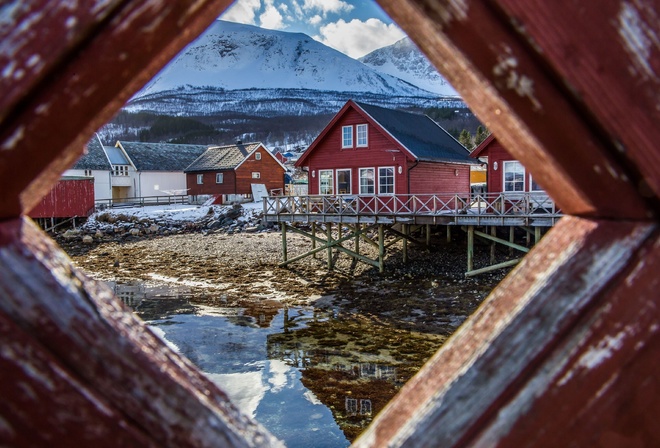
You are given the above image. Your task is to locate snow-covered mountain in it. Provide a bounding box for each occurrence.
[135,20,434,99]
[359,37,458,97]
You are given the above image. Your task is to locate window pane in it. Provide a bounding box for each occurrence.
[319,170,333,195]
[379,167,394,194]
[504,161,524,192]
[342,126,353,148]
[216,173,223,184]
[359,168,375,195]
[337,169,351,194]
[357,124,368,146]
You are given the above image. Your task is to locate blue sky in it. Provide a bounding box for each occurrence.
[220,0,406,58]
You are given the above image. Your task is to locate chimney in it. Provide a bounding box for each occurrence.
[236,138,242,145]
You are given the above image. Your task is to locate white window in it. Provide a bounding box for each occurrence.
[252,172,261,179]
[197,174,204,184]
[216,173,224,184]
[360,399,372,415]
[113,165,129,176]
[319,169,333,195]
[359,168,375,195]
[503,161,525,192]
[529,174,544,191]
[356,124,368,147]
[84,169,92,177]
[255,152,261,160]
[346,397,358,414]
[336,169,351,194]
[378,167,395,194]
[342,125,353,148]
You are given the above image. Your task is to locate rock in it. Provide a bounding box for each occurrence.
[130,228,140,236]
[63,229,81,240]
[244,226,259,233]
[149,224,159,234]
[82,235,93,244]
[94,230,104,238]
[226,204,242,220]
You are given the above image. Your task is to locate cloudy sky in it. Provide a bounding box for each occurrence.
[219,0,406,58]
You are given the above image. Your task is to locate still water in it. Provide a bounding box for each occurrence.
[113,281,446,447]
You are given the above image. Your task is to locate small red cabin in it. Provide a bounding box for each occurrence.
[471,134,545,194]
[295,100,476,199]
[28,176,95,219]
[185,142,286,203]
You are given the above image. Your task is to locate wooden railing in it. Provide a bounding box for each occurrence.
[94,194,191,210]
[264,192,562,219]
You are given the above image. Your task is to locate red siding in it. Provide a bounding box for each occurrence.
[235,148,285,195]
[409,162,471,197]
[478,138,540,194]
[186,170,236,196]
[28,178,95,218]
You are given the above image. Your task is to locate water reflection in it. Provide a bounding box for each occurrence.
[116,281,443,446]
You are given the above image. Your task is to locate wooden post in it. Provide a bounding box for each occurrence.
[509,226,515,256]
[490,226,497,264]
[535,226,542,244]
[326,223,333,270]
[467,225,474,273]
[403,224,409,263]
[355,223,360,260]
[378,224,385,273]
[311,222,316,258]
[281,222,287,264]
[447,225,452,243]
[426,224,431,247]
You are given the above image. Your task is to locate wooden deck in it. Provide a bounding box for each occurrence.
[263,192,563,227]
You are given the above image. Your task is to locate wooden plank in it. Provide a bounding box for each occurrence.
[0,0,234,219]
[494,0,660,203]
[0,218,281,447]
[465,258,521,277]
[377,0,651,220]
[354,216,655,447]
[474,229,530,253]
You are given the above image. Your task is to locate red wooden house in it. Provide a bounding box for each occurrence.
[471,134,545,194]
[295,100,476,199]
[185,141,285,203]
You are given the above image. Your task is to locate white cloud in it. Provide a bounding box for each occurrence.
[221,0,262,25]
[301,0,354,16]
[316,18,405,58]
[260,0,285,29]
[309,14,322,25]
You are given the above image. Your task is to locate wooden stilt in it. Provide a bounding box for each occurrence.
[311,222,316,258]
[426,224,431,247]
[490,226,497,264]
[509,226,515,256]
[378,224,385,273]
[326,223,333,270]
[467,225,474,272]
[355,223,360,259]
[447,225,452,243]
[403,224,409,263]
[535,226,542,244]
[281,222,287,264]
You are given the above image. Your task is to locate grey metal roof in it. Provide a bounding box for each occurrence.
[354,101,476,165]
[72,136,111,170]
[105,146,130,165]
[118,141,209,171]
[185,142,261,172]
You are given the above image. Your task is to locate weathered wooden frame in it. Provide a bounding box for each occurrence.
[1,0,658,447]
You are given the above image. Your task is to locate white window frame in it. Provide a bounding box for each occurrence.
[336,168,352,195]
[216,173,224,184]
[196,174,203,185]
[503,161,525,192]
[356,124,368,147]
[359,167,375,195]
[342,125,353,148]
[255,152,261,160]
[319,169,334,195]
[529,174,544,192]
[378,166,395,195]
[251,172,261,179]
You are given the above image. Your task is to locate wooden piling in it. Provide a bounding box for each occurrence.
[509,226,515,256]
[281,222,287,264]
[467,225,474,272]
[447,225,452,243]
[426,224,431,247]
[311,222,316,258]
[535,226,542,244]
[378,224,385,273]
[490,226,497,264]
[355,223,360,259]
[403,224,409,263]
[326,223,333,270]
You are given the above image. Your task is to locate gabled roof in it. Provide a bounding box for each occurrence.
[72,135,111,170]
[117,141,209,171]
[185,142,261,172]
[296,100,476,167]
[470,133,496,159]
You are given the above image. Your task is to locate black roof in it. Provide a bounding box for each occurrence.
[185,142,261,172]
[355,101,475,164]
[118,141,209,171]
[72,136,111,170]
